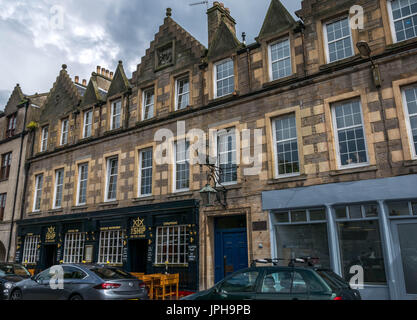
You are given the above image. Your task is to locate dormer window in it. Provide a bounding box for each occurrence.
[214,59,234,98]
[269,38,292,81]
[324,17,354,63]
[40,126,49,152]
[60,118,69,145]
[142,88,155,120]
[388,0,417,43]
[83,109,93,138]
[6,113,17,138]
[175,77,190,110]
[110,100,122,130]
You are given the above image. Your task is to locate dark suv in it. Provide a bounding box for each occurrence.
[183,258,361,300]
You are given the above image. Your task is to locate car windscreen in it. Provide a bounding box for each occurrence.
[316,270,350,289]
[90,267,135,280]
[0,264,31,277]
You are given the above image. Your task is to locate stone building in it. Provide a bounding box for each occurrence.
[11,0,417,299]
[0,84,46,262]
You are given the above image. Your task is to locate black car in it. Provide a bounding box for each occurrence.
[183,259,361,300]
[0,263,32,300]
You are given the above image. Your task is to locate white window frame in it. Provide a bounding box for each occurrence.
[98,230,124,264]
[173,141,190,193]
[331,100,370,169]
[215,128,238,186]
[22,235,40,264]
[60,119,69,145]
[272,114,301,179]
[138,148,153,197]
[155,225,188,265]
[105,157,118,202]
[142,88,155,121]
[323,16,354,64]
[402,86,417,159]
[53,169,64,209]
[110,100,122,130]
[214,58,235,99]
[76,163,89,206]
[83,109,93,138]
[387,0,417,43]
[175,76,190,111]
[33,174,43,212]
[268,38,292,81]
[63,232,86,263]
[41,126,48,152]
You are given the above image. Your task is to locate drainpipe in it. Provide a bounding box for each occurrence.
[6,100,29,261]
[325,204,342,275]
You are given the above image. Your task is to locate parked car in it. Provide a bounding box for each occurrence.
[182,259,361,300]
[0,263,32,300]
[8,264,148,300]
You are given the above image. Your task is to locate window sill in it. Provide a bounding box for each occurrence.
[27,211,42,217]
[262,74,298,89]
[98,201,119,207]
[329,165,377,176]
[209,91,239,104]
[386,37,417,51]
[167,191,193,199]
[267,174,307,185]
[48,208,63,214]
[132,196,155,203]
[71,205,88,210]
[319,55,361,72]
[404,159,417,167]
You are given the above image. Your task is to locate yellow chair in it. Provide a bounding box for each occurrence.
[153,274,179,300]
[130,272,145,279]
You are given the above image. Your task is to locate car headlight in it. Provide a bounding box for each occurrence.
[4,282,13,289]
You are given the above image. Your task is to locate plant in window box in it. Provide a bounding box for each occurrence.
[27,121,38,131]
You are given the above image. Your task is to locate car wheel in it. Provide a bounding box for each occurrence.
[69,294,83,301]
[10,289,22,300]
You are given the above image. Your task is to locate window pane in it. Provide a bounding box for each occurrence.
[391,0,417,42]
[309,208,326,221]
[388,201,411,216]
[364,204,379,218]
[216,60,234,97]
[275,212,289,223]
[337,220,386,284]
[335,206,347,219]
[261,271,293,293]
[326,17,353,62]
[270,39,292,80]
[348,205,362,219]
[291,210,307,222]
[276,223,331,269]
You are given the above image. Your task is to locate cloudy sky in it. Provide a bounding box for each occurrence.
[0,0,302,109]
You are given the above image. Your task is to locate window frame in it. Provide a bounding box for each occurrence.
[97,230,124,265]
[401,86,417,159]
[40,126,49,152]
[0,193,6,221]
[60,118,69,146]
[110,100,122,130]
[268,37,292,81]
[214,58,235,99]
[155,225,188,265]
[142,88,155,121]
[105,157,118,202]
[331,99,370,169]
[6,113,17,138]
[173,141,190,193]
[63,232,86,264]
[83,109,93,139]
[138,148,153,197]
[52,169,64,209]
[175,76,190,111]
[387,0,417,43]
[0,152,12,181]
[323,16,355,64]
[76,163,89,206]
[33,174,44,212]
[216,127,238,185]
[22,235,40,264]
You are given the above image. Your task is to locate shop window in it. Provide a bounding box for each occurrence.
[175,76,190,110]
[174,141,190,192]
[214,59,234,98]
[60,118,69,145]
[388,0,417,43]
[0,193,6,221]
[402,86,417,158]
[142,88,154,120]
[272,114,300,177]
[335,204,387,284]
[273,208,330,269]
[98,230,124,264]
[105,157,118,202]
[388,200,417,216]
[155,225,188,265]
[83,109,93,138]
[110,100,122,130]
[0,152,12,180]
[6,113,17,138]
[138,148,153,197]
[22,235,40,264]
[53,169,64,209]
[33,174,43,212]
[77,163,88,205]
[269,38,292,81]
[217,128,238,184]
[63,233,85,263]
[332,99,369,168]
[323,16,354,63]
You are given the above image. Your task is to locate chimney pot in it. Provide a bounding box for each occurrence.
[82,79,87,86]
[101,67,106,75]
[110,72,114,79]
[97,66,101,74]
[75,76,79,83]
[106,70,110,78]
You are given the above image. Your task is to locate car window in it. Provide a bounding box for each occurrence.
[90,267,135,280]
[316,270,349,289]
[220,271,259,293]
[261,271,293,293]
[0,264,15,276]
[63,266,87,280]
[299,270,330,293]
[13,265,31,277]
[292,271,308,293]
[36,269,53,281]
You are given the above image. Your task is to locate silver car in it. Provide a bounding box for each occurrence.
[8,264,148,300]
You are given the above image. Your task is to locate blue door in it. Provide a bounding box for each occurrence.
[214,228,248,283]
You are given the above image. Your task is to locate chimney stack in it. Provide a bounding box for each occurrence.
[75,76,79,83]
[207,1,236,48]
[82,79,87,86]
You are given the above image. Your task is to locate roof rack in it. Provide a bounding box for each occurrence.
[251,257,320,268]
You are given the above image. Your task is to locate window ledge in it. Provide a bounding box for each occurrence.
[386,38,417,51]
[404,159,417,167]
[267,174,307,185]
[223,183,243,190]
[262,74,298,89]
[319,55,361,72]
[329,165,377,176]
[27,211,42,217]
[48,208,63,214]
[209,91,239,104]
[167,191,194,199]
[132,196,155,203]
[98,201,119,207]
[71,205,88,210]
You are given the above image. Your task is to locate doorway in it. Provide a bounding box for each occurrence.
[42,245,57,269]
[214,215,248,283]
[391,220,417,300]
[129,239,148,273]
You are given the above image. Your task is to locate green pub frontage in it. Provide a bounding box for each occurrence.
[15,200,200,291]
